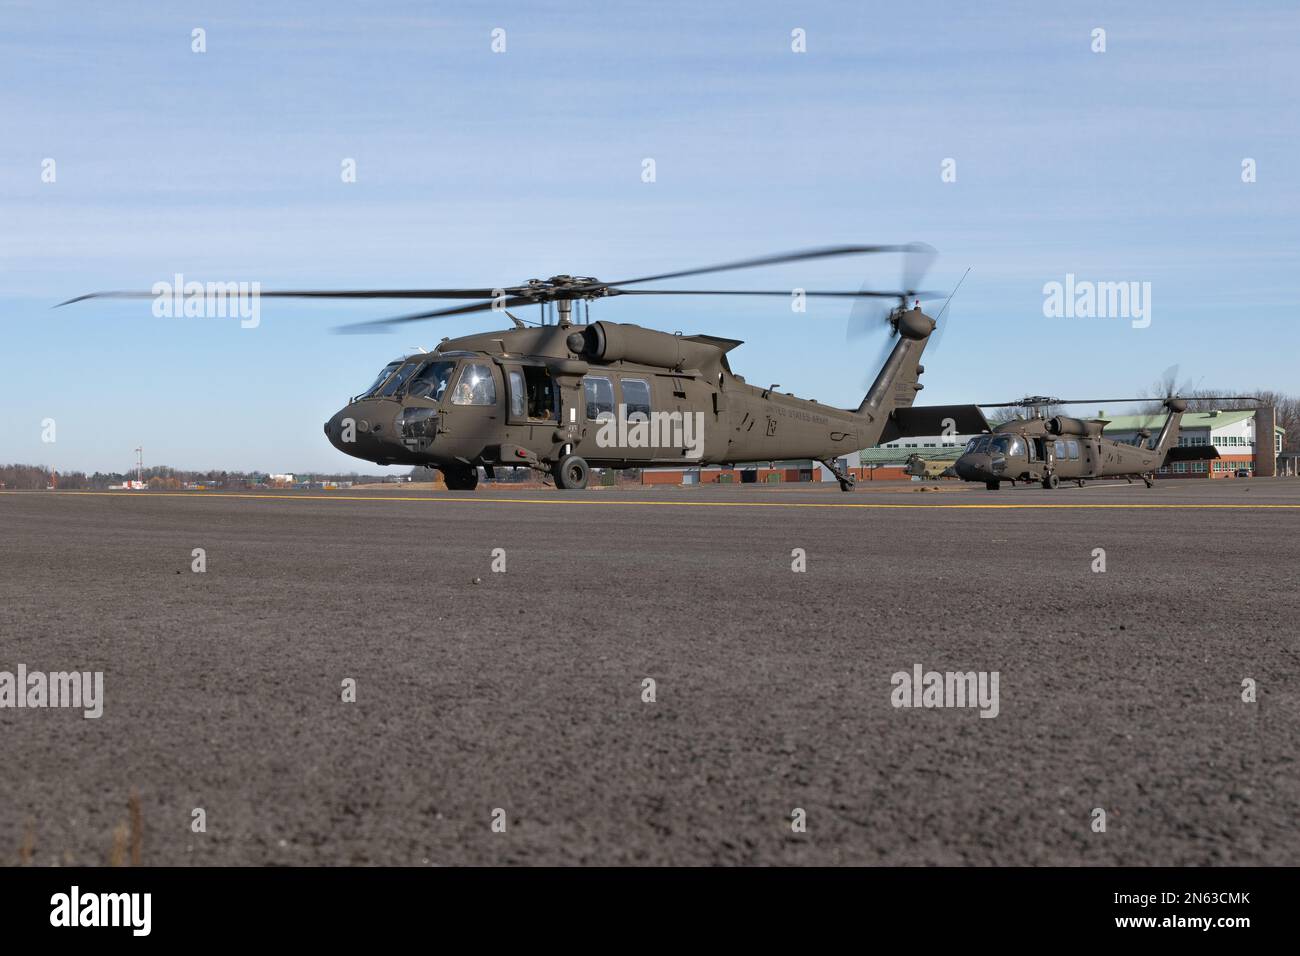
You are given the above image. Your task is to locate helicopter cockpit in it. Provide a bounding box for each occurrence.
[963,434,1026,458]
[358,356,472,404]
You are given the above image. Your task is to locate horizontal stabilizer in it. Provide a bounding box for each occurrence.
[1164,445,1222,462]
[878,404,990,445]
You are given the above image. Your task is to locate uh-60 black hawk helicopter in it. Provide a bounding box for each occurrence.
[66,245,985,491]
[950,390,1251,490]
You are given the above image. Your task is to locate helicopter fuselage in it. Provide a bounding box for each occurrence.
[953,401,1187,489]
[324,321,897,486]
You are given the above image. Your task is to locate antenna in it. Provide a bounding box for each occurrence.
[933,267,970,326]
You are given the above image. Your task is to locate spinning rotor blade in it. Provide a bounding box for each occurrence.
[900,242,938,298]
[57,287,503,307]
[976,397,1151,409]
[616,288,941,299]
[332,296,539,334]
[605,244,925,288]
[59,243,944,334]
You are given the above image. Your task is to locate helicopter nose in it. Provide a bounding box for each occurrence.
[324,404,380,458]
[956,453,994,481]
[324,408,350,452]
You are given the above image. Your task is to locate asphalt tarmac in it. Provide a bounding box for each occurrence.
[3,478,1299,866]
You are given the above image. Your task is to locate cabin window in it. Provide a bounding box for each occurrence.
[452,363,497,406]
[1066,440,1080,460]
[508,370,526,418]
[1054,440,1067,459]
[584,376,614,420]
[620,378,652,419]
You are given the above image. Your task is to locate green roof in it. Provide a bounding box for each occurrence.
[860,447,961,464]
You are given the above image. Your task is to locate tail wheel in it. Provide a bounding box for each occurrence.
[554,455,589,490]
[442,465,479,491]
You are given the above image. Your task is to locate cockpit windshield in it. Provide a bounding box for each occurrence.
[964,435,993,454]
[376,361,420,398]
[990,436,1024,456]
[360,361,401,398]
[404,360,457,402]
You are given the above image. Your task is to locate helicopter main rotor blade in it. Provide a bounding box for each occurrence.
[331,296,538,334]
[56,288,506,307]
[605,244,927,288]
[976,398,1152,408]
[613,288,944,299]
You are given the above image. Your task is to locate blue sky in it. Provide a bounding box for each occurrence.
[2,0,1297,473]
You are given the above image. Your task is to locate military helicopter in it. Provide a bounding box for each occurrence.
[951,391,1250,490]
[64,245,985,490]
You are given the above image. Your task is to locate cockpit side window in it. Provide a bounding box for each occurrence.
[405,360,457,402]
[452,363,497,406]
[1008,437,1024,457]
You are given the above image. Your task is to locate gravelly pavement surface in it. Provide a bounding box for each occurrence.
[2,479,1298,866]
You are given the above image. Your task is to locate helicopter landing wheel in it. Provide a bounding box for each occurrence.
[1076,479,1086,488]
[985,480,1000,491]
[1042,473,1059,490]
[1143,475,1154,488]
[442,465,479,491]
[838,477,855,493]
[553,454,590,490]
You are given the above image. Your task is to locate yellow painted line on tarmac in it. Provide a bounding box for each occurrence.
[4,490,1300,511]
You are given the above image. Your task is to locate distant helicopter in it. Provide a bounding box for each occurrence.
[63,245,985,491]
[952,392,1251,490]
